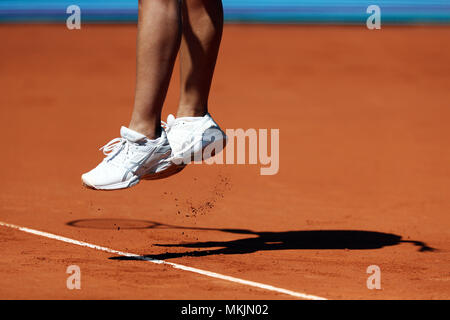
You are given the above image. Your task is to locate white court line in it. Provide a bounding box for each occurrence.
[0,221,327,300]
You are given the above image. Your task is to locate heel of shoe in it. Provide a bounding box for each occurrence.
[200,127,227,161]
[170,127,227,165]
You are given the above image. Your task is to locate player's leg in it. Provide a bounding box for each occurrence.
[129,0,182,139]
[164,0,227,165]
[177,0,223,118]
[82,0,182,190]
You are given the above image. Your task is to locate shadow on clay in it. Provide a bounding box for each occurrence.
[66,218,435,261]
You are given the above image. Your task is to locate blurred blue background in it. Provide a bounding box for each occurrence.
[1,0,449,24]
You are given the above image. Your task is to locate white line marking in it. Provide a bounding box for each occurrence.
[0,221,327,300]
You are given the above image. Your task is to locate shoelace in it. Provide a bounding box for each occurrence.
[99,138,129,160]
[161,121,170,132]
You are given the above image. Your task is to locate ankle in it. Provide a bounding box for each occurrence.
[176,106,208,118]
[128,121,161,140]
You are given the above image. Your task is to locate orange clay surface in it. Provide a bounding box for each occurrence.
[0,24,449,300]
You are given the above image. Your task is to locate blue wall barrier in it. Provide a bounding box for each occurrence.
[1,0,449,24]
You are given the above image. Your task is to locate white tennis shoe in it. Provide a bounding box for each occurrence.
[81,126,173,190]
[164,113,227,165]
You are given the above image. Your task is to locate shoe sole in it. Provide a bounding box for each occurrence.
[81,175,140,191]
[82,161,186,190]
[142,161,186,180]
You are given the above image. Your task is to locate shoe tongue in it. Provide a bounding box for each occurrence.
[167,114,176,125]
[120,126,147,143]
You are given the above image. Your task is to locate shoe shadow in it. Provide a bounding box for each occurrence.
[66,219,435,261]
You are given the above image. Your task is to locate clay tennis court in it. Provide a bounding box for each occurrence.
[0,24,449,299]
